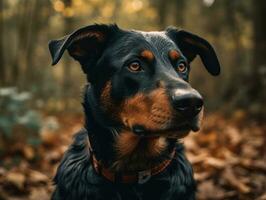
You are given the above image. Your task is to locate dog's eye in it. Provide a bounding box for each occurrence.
[177,62,187,73]
[128,61,142,72]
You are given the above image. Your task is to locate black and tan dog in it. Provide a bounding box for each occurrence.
[49,24,220,200]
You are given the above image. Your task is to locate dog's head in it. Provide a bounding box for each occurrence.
[49,24,220,139]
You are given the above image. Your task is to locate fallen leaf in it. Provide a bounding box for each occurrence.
[240,159,266,172]
[186,151,208,164]
[258,193,266,200]
[194,172,212,182]
[197,180,236,200]
[205,157,226,169]
[23,145,35,160]
[28,170,49,184]
[6,172,26,190]
[29,188,50,200]
[223,167,251,194]
[225,126,242,146]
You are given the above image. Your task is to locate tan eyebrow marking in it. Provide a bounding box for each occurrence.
[140,50,154,62]
[168,50,180,60]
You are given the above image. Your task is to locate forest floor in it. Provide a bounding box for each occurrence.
[0,112,265,200]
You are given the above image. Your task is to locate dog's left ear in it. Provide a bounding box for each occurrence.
[48,24,119,73]
[166,27,220,76]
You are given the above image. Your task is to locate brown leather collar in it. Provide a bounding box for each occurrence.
[88,136,175,184]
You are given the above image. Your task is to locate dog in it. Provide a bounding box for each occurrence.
[48,24,220,200]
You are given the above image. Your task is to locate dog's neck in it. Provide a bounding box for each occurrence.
[83,84,176,172]
[83,84,117,165]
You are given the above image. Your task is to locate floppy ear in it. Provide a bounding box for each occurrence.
[48,24,119,73]
[166,27,220,76]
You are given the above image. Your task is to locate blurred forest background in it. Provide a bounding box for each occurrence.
[0,0,265,199]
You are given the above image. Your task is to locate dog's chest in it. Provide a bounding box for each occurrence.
[53,131,196,200]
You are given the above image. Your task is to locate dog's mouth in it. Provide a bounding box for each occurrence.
[120,108,203,139]
[132,125,190,139]
[130,119,200,139]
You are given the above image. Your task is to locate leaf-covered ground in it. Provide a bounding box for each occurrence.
[0,112,265,200]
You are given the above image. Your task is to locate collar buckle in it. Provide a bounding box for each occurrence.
[138,170,151,184]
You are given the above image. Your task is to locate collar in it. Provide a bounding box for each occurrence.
[88,136,176,184]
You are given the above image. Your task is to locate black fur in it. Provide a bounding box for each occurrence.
[49,24,220,200]
[52,129,195,200]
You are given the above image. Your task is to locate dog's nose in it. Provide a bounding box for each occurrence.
[172,89,203,118]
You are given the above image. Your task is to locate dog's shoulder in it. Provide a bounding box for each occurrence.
[53,128,90,181]
[52,129,96,198]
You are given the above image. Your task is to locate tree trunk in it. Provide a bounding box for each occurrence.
[249,0,266,117]
[253,1,266,67]
[0,0,5,86]
[11,0,31,87]
[62,0,74,110]
[156,0,168,29]
[173,0,185,27]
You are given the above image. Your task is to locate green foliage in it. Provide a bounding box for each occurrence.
[0,87,41,142]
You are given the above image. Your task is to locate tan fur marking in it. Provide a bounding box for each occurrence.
[169,50,180,60]
[100,81,119,120]
[140,50,154,62]
[115,131,140,157]
[100,81,112,108]
[120,87,173,131]
[113,130,167,171]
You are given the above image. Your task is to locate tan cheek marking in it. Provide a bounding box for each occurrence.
[100,81,119,120]
[140,50,154,62]
[100,81,112,108]
[120,93,150,128]
[149,88,173,127]
[119,88,173,131]
[169,50,180,60]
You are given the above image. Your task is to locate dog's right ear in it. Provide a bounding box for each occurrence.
[48,24,119,73]
[166,27,220,76]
